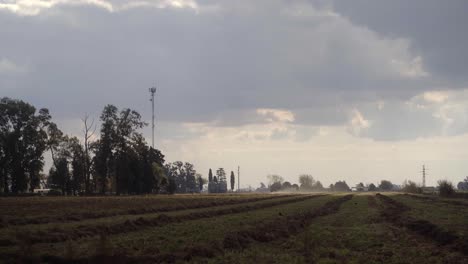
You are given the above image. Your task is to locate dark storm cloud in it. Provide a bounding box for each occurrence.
[332,0,468,87]
[0,0,464,140]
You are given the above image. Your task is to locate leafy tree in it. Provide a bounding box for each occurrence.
[69,137,85,194]
[213,168,227,193]
[208,168,213,183]
[197,174,205,192]
[457,177,468,190]
[402,180,422,194]
[113,108,146,195]
[165,161,199,193]
[92,105,151,195]
[270,182,282,192]
[0,98,50,193]
[48,157,70,194]
[299,174,315,191]
[216,168,226,182]
[355,182,365,192]
[313,181,324,191]
[379,180,393,191]
[152,162,167,193]
[333,181,350,192]
[184,162,197,193]
[267,174,284,185]
[438,180,455,197]
[282,181,292,189]
[368,183,377,191]
[230,171,235,191]
[93,105,118,194]
[166,177,177,194]
[292,183,299,191]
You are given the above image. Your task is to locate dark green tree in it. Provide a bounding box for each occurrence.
[48,157,70,194]
[333,181,350,192]
[184,162,197,193]
[299,174,315,191]
[282,181,292,189]
[166,177,177,194]
[438,180,455,197]
[270,182,282,192]
[93,105,118,194]
[69,137,85,194]
[197,174,205,192]
[313,181,324,191]
[208,168,213,183]
[379,180,393,191]
[368,183,377,191]
[0,98,50,193]
[230,171,235,191]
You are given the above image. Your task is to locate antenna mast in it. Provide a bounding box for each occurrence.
[422,165,426,187]
[149,86,157,149]
[238,166,240,192]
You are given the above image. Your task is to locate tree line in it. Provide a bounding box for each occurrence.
[263,175,405,193]
[0,97,204,195]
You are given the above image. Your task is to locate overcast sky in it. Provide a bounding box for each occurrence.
[1,0,468,187]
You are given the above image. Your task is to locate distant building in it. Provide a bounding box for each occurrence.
[33,189,51,195]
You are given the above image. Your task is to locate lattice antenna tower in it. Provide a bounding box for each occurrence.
[149,86,157,149]
[238,166,240,192]
[422,165,427,187]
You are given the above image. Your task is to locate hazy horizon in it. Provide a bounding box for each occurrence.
[2,0,468,188]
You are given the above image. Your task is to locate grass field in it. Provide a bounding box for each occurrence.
[0,193,467,263]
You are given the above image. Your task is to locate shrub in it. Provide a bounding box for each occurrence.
[402,180,422,194]
[437,180,455,197]
[379,180,393,191]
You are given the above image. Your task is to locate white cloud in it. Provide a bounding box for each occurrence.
[256,108,295,123]
[347,109,370,136]
[423,91,449,103]
[0,58,27,74]
[391,56,428,79]
[0,0,201,15]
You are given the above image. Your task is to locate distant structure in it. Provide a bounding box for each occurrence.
[422,165,426,187]
[237,166,240,192]
[149,86,157,148]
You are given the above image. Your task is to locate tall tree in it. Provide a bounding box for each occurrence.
[69,136,85,194]
[333,181,350,192]
[208,168,213,183]
[267,174,284,186]
[230,171,235,191]
[196,174,205,192]
[48,157,70,194]
[216,168,227,193]
[379,180,393,191]
[299,174,315,190]
[165,161,198,193]
[0,98,50,193]
[81,114,96,194]
[93,105,118,194]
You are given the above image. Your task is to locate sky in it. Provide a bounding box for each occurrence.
[1,0,468,188]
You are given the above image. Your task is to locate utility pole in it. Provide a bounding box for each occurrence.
[149,87,157,149]
[422,165,426,187]
[237,166,240,192]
